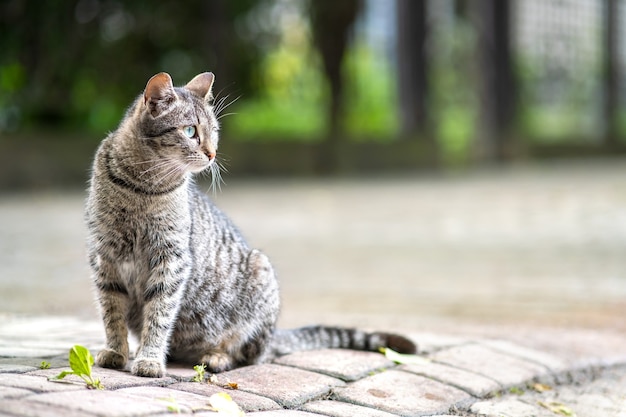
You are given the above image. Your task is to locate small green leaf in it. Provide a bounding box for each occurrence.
[49,370,77,381]
[39,361,51,370]
[380,347,431,365]
[69,345,94,377]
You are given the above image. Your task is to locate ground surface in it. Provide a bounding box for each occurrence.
[1,315,626,417]
[1,158,625,330]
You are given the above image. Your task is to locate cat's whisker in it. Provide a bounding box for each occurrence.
[212,85,231,103]
[212,98,227,117]
[138,159,178,178]
[213,94,229,114]
[216,159,229,174]
[151,161,185,188]
[208,162,225,195]
[213,94,235,116]
[212,165,222,193]
[214,95,241,118]
[216,112,237,121]
[215,152,231,168]
[138,159,173,173]
[129,158,166,166]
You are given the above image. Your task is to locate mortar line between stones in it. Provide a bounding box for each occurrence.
[393,366,488,399]
[427,358,504,388]
[478,343,556,376]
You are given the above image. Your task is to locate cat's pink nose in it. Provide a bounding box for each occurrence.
[207,152,216,161]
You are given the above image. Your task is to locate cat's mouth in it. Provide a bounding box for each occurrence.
[188,157,214,173]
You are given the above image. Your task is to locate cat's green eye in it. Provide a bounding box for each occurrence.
[182,125,196,138]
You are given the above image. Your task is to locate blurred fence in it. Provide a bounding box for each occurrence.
[0,0,625,188]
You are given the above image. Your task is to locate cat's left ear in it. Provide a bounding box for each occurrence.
[185,72,215,101]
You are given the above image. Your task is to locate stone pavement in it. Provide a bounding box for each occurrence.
[1,316,626,417]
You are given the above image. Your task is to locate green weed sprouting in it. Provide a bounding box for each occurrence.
[192,363,206,382]
[49,345,104,390]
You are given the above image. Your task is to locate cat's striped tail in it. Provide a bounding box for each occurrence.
[268,325,417,358]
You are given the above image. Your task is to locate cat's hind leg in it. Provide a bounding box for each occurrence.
[199,250,279,373]
[200,351,234,373]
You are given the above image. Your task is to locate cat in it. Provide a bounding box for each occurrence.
[85,71,417,378]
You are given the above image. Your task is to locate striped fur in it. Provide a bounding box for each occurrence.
[85,72,416,378]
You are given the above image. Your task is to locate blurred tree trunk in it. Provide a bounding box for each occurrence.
[604,0,619,147]
[204,0,229,89]
[471,0,517,161]
[309,0,363,141]
[396,0,430,139]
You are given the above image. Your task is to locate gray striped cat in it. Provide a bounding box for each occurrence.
[85,72,416,378]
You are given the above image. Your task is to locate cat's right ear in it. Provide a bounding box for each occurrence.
[144,72,177,117]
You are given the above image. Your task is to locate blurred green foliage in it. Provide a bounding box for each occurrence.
[0,0,622,158]
[343,43,400,140]
[224,23,326,141]
[0,0,260,135]
[429,17,477,164]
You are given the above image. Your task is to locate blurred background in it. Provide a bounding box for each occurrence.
[0,0,625,333]
[2,0,626,182]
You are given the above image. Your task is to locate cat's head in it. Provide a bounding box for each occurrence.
[136,72,220,176]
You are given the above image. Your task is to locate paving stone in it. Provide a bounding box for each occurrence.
[469,366,626,417]
[569,393,626,415]
[0,386,34,399]
[0,364,37,373]
[218,363,345,408]
[482,339,570,373]
[0,399,99,417]
[0,373,84,393]
[399,360,500,397]
[538,381,626,417]
[28,366,176,389]
[431,344,549,388]
[273,349,395,381]
[333,369,472,417]
[165,362,199,380]
[167,381,282,412]
[501,328,626,369]
[405,332,471,355]
[0,345,69,358]
[300,399,399,417]
[116,386,218,413]
[0,356,71,370]
[244,411,323,417]
[470,399,554,417]
[29,389,173,417]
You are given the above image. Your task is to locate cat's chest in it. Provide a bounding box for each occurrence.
[112,212,191,294]
[101,200,192,277]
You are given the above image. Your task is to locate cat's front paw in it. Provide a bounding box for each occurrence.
[131,358,165,378]
[96,349,127,370]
